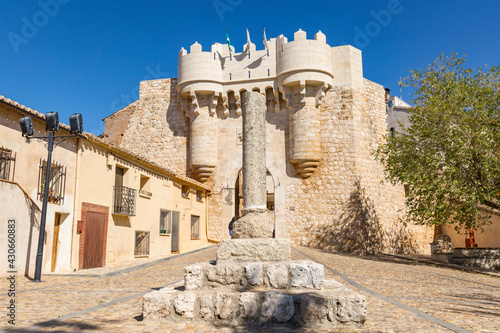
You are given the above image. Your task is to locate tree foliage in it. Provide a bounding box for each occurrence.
[376,54,500,232]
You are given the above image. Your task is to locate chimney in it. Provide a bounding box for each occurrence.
[384,88,391,101]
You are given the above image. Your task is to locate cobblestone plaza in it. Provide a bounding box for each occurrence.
[2,246,498,332]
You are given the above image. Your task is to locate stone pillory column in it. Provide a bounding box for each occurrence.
[232,91,273,239]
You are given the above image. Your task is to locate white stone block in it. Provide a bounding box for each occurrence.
[217,238,291,262]
[184,264,204,290]
[239,292,260,319]
[290,263,313,288]
[261,292,295,322]
[335,291,367,323]
[173,292,196,319]
[206,263,245,286]
[142,290,174,319]
[245,263,263,286]
[215,292,234,319]
[310,263,325,289]
[266,263,289,289]
[199,294,214,320]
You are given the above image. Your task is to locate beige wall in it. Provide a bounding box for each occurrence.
[0,103,77,275]
[0,181,41,276]
[72,138,209,270]
[442,213,500,248]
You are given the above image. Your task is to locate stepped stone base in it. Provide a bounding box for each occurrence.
[217,238,291,262]
[143,258,367,328]
[184,260,324,291]
[143,280,366,328]
[143,239,367,328]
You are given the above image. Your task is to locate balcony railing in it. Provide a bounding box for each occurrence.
[113,185,136,216]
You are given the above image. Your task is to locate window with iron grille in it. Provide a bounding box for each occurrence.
[38,159,66,205]
[113,185,136,216]
[159,209,171,235]
[0,147,15,181]
[135,231,150,256]
[191,215,200,240]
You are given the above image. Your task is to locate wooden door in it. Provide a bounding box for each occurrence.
[51,213,61,272]
[171,211,180,253]
[83,211,106,269]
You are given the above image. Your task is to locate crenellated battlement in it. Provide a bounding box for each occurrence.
[177,29,363,98]
[178,29,327,57]
[175,29,365,181]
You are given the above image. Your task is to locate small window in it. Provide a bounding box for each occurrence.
[191,215,200,240]
[0,147,15,181]
[181,185,190,198]
[135,231,150,257]
[196,190,204,202]
[139,175,152,198]
[390,127,396,136]
[38,159,66,205]
[160,210,171,235]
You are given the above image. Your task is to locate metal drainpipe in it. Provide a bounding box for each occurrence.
[69,137,81,271]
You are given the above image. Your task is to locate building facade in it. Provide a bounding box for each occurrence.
[0,96,78,276]
[103,30,434,254]
[0,96,211,277]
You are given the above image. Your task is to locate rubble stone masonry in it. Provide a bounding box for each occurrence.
[106,31,433,254]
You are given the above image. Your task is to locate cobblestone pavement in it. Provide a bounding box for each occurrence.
[2,246,499,332]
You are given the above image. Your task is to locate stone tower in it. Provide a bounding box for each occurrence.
[104,29,433,254]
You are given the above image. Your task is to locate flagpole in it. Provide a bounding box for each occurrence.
[246,27,251,58]
[263,26,269,56]
[226,29,232,61]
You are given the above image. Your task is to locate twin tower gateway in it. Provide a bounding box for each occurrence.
[105,29,432,252]
[177,29,361,181]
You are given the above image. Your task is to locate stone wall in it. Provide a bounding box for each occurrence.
[105,78,433,255]
[285,81,432,254]
[101,101,136,146]
[119,79,189,175]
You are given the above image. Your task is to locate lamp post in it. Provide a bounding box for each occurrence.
[20,111,83,282]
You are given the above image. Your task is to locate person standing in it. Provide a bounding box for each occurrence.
[228,216,236,237]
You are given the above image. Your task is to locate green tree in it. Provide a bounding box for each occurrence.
[376,54,500,232]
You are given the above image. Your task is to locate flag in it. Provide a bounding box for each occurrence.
[246,27,251,48]
[226,30,232,54]
[263,27,269,52]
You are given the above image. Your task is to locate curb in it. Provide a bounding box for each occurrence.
[45,244,218,278]
[383,253,500,278]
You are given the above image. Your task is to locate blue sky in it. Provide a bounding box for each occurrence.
[1,0,499,134]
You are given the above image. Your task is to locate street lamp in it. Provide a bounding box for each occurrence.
[20,111,83,282]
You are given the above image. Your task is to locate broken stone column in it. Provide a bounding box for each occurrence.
[232,91,273,239]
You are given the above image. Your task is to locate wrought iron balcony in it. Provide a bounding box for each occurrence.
[113,185,136,216]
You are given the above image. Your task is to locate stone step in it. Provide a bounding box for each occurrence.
[184,261,324,291]
[452,248,500,259]
[452,258,500,271]
[142,280,367,328]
